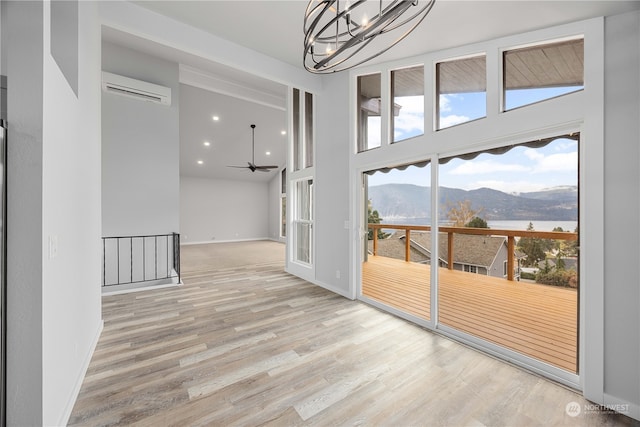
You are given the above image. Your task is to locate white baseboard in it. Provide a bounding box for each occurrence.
[603,393,640,421]
[181,237,270,246]
[102,280,183,296]
[59,319,104,426]
[308,278,353,300]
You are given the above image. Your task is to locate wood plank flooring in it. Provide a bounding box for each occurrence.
[69,242,633,426]
[362,255,577,372]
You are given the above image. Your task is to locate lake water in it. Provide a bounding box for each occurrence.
[381,218,578,232]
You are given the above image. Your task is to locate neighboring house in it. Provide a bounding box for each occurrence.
[538,257,579,271]
[369,231,526,279]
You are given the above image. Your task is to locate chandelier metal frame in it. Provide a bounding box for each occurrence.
[303,0,436,74]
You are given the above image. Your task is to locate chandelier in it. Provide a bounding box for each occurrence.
[303,0,436,74]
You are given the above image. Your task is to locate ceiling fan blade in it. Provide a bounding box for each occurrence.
[228,125,275,173]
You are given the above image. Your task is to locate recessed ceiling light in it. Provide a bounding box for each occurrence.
[203,141,211,147]
[281,130,286,135]
[197,160,203,165]
[212,116,219,121]
[266,151,271,156]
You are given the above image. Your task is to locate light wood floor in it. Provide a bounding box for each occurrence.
[69,241,634,426]
[363,255,577,372]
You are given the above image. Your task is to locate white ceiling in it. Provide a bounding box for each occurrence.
[107,1,640,181]
[179,83,288,181]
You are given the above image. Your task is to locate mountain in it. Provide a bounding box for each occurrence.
[368,184,577,221]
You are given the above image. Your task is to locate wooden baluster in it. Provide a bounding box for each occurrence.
[405,229,411,262]
[448,231,454,270]
[372,225,378,256]
[507,235,515,281]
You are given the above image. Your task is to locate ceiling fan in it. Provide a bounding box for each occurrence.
[228,124,278,172]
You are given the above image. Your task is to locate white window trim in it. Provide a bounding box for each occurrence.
[349,17,604,396]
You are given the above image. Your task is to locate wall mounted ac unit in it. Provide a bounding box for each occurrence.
[101,71,171,106]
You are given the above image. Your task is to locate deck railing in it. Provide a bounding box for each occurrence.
[102,232,180,287]
[368,223,577,281]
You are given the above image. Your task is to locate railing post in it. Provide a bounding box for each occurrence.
[372,226,378,256]
[117,238,120,284]
[508,236,515,281]
[155,235,158,280]
[130,237,134,283]
[174,232,181,284]
[405,229,411,262]
[447,232,454,270]
[102,238,106,286]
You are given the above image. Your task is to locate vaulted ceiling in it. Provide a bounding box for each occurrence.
[105,1,640,182]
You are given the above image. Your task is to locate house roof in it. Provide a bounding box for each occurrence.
[369,230,521,267]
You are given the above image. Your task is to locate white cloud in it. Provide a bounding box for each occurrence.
[395,95,424,113]
[390,96,425,139]
[439,114,470,128]
[553,139,578,151]
[523,148,544,161]
[394,113,424,139]
[449,159,529,175]
[533,151,578,173]
[439,94,453,113]
[366,117,381,148]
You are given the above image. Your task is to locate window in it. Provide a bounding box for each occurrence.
[391,65,424,143]
[503,38,584,110]
[293,88,300,170]
[280,168,286,238]
[292,89,314,170]
[357,73,382,152]
[304,92,313,168]
[436,54,486,130]
[463,264,478,274]
[293,179,313,265]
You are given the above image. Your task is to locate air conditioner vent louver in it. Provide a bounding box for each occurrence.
[101,71,171,106]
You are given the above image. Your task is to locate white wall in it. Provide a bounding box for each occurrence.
[99,1,321,95]
[102,42,180,237]
[268,170,285,242]
[314,74,351,295]
[603,10,640,418]
[180,176,269,243]
[5,3,44,424]
[6,1,103,425]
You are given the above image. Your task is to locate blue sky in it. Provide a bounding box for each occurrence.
[369,88,580,194]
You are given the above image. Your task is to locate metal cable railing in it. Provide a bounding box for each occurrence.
[102,232,180,287]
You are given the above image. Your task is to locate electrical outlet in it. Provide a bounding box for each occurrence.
[49,235,58,259]
[336,270,341,279]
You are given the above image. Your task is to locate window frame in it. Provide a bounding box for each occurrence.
[349,17,604,396]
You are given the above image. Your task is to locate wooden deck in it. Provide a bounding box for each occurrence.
[362,255,578,373]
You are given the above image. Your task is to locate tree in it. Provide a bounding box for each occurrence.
[517,222,546,267]
[446,200,483,227]
[536,268,577,288]
[368,200,389,240]
[465,216,489,228]
[563,226,579,257]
